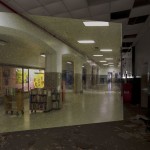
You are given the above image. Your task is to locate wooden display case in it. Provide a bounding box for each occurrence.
[4,91,24,115]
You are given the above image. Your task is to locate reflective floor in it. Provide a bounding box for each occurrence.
[0,83,123,133]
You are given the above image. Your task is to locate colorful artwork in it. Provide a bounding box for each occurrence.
[34,73,44,88]
[16,68,22,84]
[24,69,28,83]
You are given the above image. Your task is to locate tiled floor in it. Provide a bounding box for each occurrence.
[0,83,123,133]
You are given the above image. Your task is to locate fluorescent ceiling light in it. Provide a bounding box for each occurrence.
[100,49,112,52]
[108,63,114,64]
[103,64,108,65]
[67,62,72,64]
[109,65,114,67]
[83,21,109,26]
[93,55,103,57]
[78,40,95,44]
[100,61,107,63]
[40,53,46,57]
[105,58,113,60]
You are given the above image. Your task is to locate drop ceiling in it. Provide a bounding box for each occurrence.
[0,0,150,66]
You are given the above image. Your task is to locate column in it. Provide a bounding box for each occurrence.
[97,67,101,84]
[85,63,92,89]
[74,60,83,93]
[44,52,62,90]
[92,65,97,87]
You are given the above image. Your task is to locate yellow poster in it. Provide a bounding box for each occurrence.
[16,69,22,84]
[24,70,28,83]
[34,74,44,88]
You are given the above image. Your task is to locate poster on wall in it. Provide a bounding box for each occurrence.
[16,68,22,84]
[24,70,28,83]
[34,73,44,88]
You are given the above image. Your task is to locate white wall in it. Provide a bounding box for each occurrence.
[99,67,120,75]
[0,12,83,68]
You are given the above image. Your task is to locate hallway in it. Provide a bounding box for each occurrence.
[0,83,123,133]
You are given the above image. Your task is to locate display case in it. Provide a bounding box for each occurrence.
[4,88,24,115]
[30,89,51,113]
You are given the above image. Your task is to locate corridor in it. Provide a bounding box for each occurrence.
[0,83,123,133]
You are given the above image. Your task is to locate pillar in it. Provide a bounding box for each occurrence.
[44,52,62,90]
[74,60,83,93]
[92,65,97,87]
[85,63,92,89]
[97,67,100,84]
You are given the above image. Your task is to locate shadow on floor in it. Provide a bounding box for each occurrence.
[0,104,150,150]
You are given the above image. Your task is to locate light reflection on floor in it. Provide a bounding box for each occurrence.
[0,83,123,133]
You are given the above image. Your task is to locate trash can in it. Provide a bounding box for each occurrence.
[123,83,132,103]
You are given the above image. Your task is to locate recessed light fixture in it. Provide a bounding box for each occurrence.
[109,65,114,67]
[105,58,113,60]
[83,21,109,26]
[67,62,72,64]
[100,49,112,52]
[100,61,107,63]
[40,53,46,57]
[103,64,108,66]
[78,40,95,44]
[93,55,103,57]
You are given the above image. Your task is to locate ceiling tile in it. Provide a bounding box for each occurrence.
[37,0,60,5]
[28,6,49,16]
[111,10,131,20]
[122,38,135,43]
[122,42,133,47]
[45,1,67,15]
[128,15,149,25]
[14,0,41,10]
[70,8,90,19]
[0,4,12,12]
[7,0,25,13]
[113,18,128,28]
[92,14,110,22]
[124,23,143,34]
[122,49,131,53]
[53,12,71,18]
[89,3,110,16]
[111,0,134,12]
[1,0,11,3]
[87,0,109,6]
[123,34,137,39]
[133,0,150,8]
[62,0,88,11]
[130,5,150,18]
